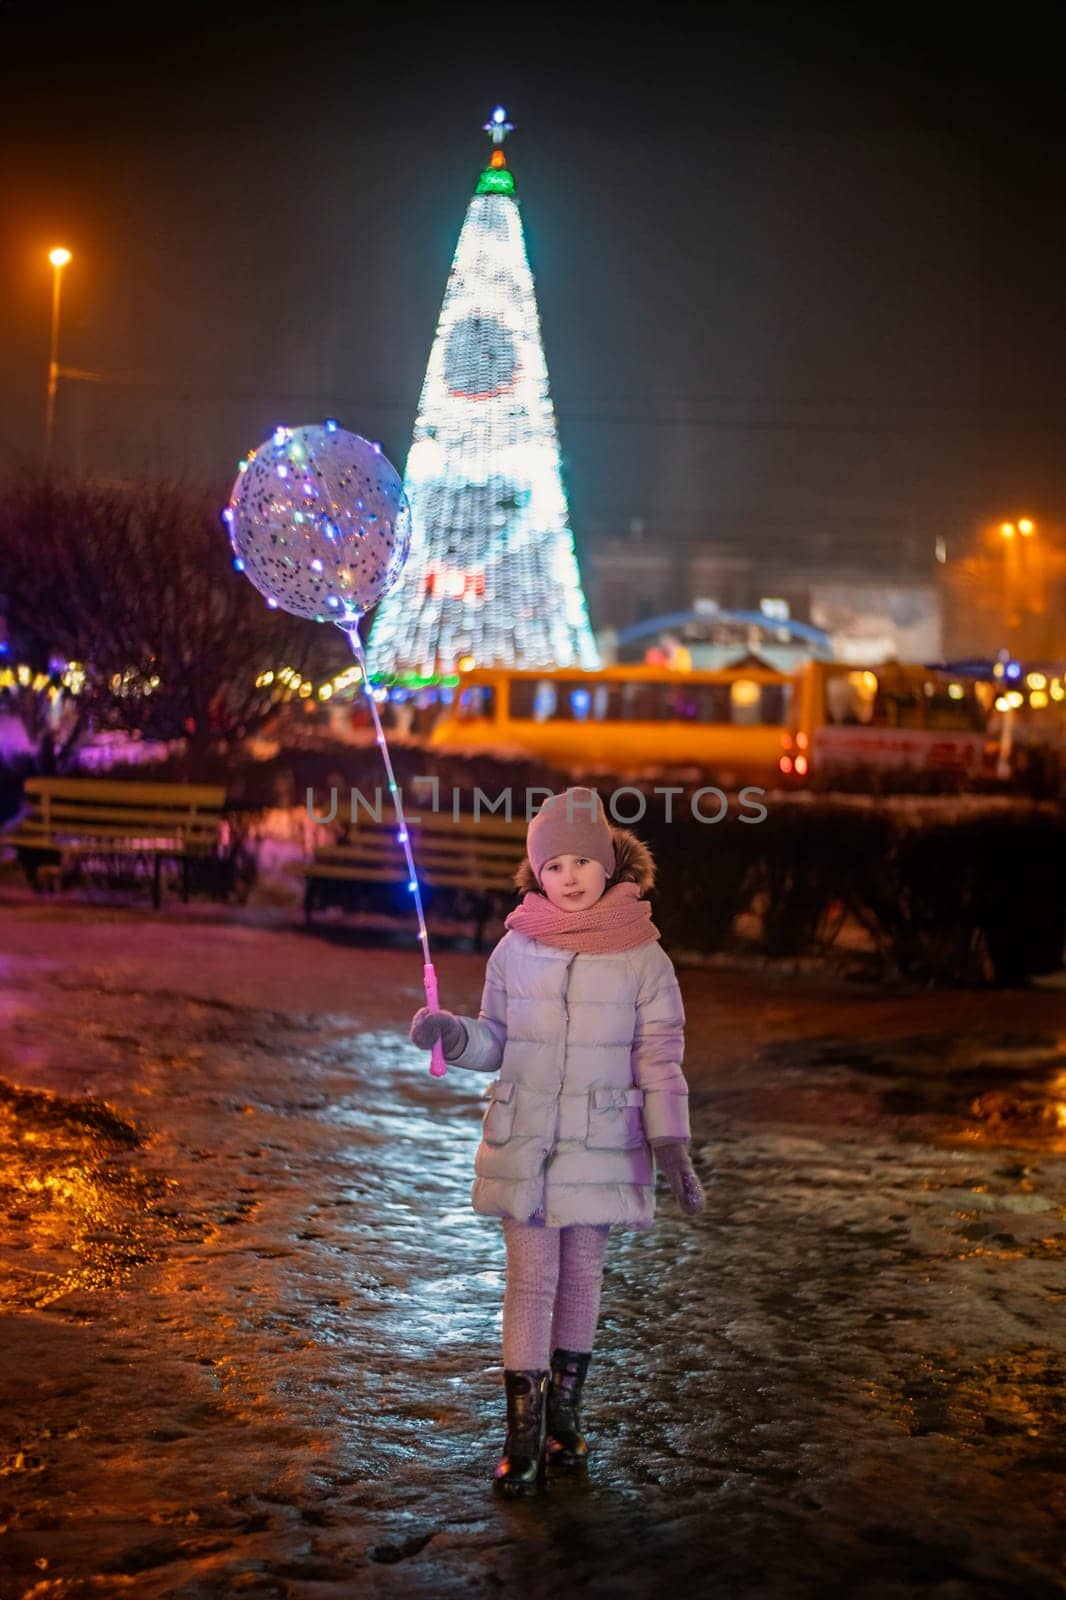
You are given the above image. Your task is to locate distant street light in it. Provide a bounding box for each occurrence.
[44,246,72,463]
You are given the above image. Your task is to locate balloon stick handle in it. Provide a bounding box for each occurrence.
[424,962,447,1078]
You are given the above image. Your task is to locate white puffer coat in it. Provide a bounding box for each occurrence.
[450,830,690,1230]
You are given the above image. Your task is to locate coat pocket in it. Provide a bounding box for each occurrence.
[481,1078,517,1145]
[585,1086,646,1150]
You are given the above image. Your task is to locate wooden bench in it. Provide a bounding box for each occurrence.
[304,811,528,948]
[2,778,228,908]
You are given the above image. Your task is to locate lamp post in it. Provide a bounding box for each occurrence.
[999,517,1039,657]
[44,247,72,464]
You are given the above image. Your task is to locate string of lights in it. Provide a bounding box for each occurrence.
[366,110,601,679]
[344,622,447,1077]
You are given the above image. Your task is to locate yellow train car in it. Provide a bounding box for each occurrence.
[428,665,794,785]
[423,658,1064,789]
[780,660,997,782]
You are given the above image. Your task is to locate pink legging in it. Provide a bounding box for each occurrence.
[501,1217,611,1370]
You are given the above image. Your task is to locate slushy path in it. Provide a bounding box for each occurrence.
[0,897,1063,1599]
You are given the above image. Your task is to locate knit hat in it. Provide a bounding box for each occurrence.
[526,787,616,881]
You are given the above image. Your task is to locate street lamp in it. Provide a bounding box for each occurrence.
[44,246,72,463]
[998,516,1039,650]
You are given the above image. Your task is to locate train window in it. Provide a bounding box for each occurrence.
[870,667,927,729]
[511,680,621,722]
[550,682,582,722]
[865,668,986,731]
[591,684,619,720]
[758,681,791,725]
[569,686,592,721]
[457,686,496,721]
[873,690,923,729]
[552,681,604,721]
[550,678,576,723]
[508,676,791,725]
[509,680,554,720]
[616,681,780,723]
[619,682,664,721]
[533,681,557,721]
[824,671,877,726]
[729,678,762,726]
[920,681,987,731]
[700,684,734,723]
[662,686,704,721]
[619,683,705,722]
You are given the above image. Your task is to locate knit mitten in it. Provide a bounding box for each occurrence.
[651,1138,705,1216]
[409,1007,468,1062]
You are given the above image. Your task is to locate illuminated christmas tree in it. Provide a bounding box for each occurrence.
[366,108,601,680]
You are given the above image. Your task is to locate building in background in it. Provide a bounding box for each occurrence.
[584,525,942,665]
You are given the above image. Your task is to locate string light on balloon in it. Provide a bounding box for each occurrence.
[225,422,449,1078]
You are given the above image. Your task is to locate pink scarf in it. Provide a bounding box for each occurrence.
[504,880,661,953]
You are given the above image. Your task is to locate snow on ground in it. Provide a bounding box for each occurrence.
[0,891,1063,1598]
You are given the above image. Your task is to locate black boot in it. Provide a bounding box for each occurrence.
[545,1348,592,1470]
[493,1369,549,1497]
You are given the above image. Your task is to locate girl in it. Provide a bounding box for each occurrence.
[410,787,704,1497]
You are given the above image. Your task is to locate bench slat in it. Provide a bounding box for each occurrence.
[307,861,517,883]
[311,842,520,863]
[309,854,521,876]
[9,819,222,839]
[6,839,206,859]
[22,815,222,833]
[20,804,224,828]
[334,818,528,841]
[23,778,225,808]
[305,866,410,884]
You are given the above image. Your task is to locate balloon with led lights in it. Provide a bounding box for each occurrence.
[224,421,449,1079]
[223,422,411,622]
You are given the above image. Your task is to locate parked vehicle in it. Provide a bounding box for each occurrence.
[779,660,998,783]
[423,657,1066,791]
[428,664,793,784]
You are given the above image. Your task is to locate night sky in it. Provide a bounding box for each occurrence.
[3,3,1066,563]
